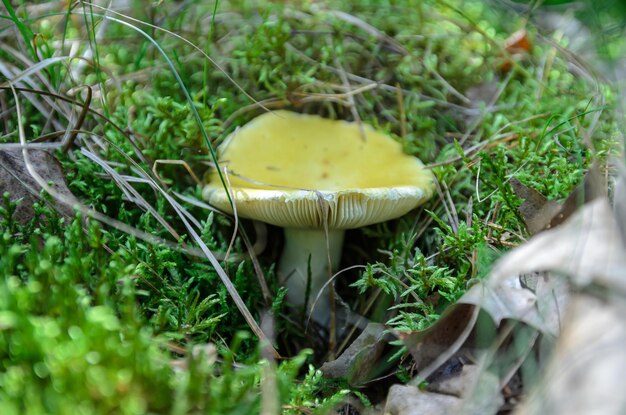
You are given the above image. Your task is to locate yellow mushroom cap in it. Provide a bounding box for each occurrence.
[204,111,434,229]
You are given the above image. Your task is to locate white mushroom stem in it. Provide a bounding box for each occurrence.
[278,227,345,325]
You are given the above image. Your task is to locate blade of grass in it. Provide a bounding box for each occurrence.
[1,0,36,60]
[80,1,109,115]
[203,0,220,107]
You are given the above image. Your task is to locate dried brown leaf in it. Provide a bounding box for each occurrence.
[511,165,605,235]
[510,178,561,235]
[384,385,462,415]
[0,149,79,222]
[505,29,533,54]
[458,278,547,333]
[491,198,626,291]
[321,323,387,385]
[514,294,626,415]
[533,273,570,338]
[508,172,626,414]
[396,304,477,373]
[385,369,503,415]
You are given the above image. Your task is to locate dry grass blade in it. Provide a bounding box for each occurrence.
[81,1,268,112]
[0,85,145,155]
[285,42,469,112]
[260,313,279,415]
[329,37,365,141]
[307,264,368,330]
[0,56,68,131]
[323,10,407,55]
[152,159,202,186]
[80,147,183,240]
[0,56,70,87]
[433,178,459,234]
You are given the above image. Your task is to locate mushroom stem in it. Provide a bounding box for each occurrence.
[278,227,345,325]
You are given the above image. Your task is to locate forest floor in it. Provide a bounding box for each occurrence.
[1,1,625,414]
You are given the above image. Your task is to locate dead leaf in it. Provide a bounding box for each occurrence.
[532,273,570,338]
[395,274,561,389]
[432,364,503,415]
[498,29,533,72]
[384,385,461,415]
[458,277,549,334]
[321,323,387,385]
[387,171,617,414]
[505,30,533,54]
[0,149,79,222]
[396,304,477,374]
[463,193,624,337]
[511,166,605,235]
[508,170,626,414]
[514,294,626,415]
[491,198,626,291]
[384,371,502,415]
[388,200,598,413]
[510,178,561,235]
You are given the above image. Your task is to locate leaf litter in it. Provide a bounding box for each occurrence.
[329,163,626,414]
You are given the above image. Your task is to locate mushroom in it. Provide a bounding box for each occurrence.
[204,111,433,325]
